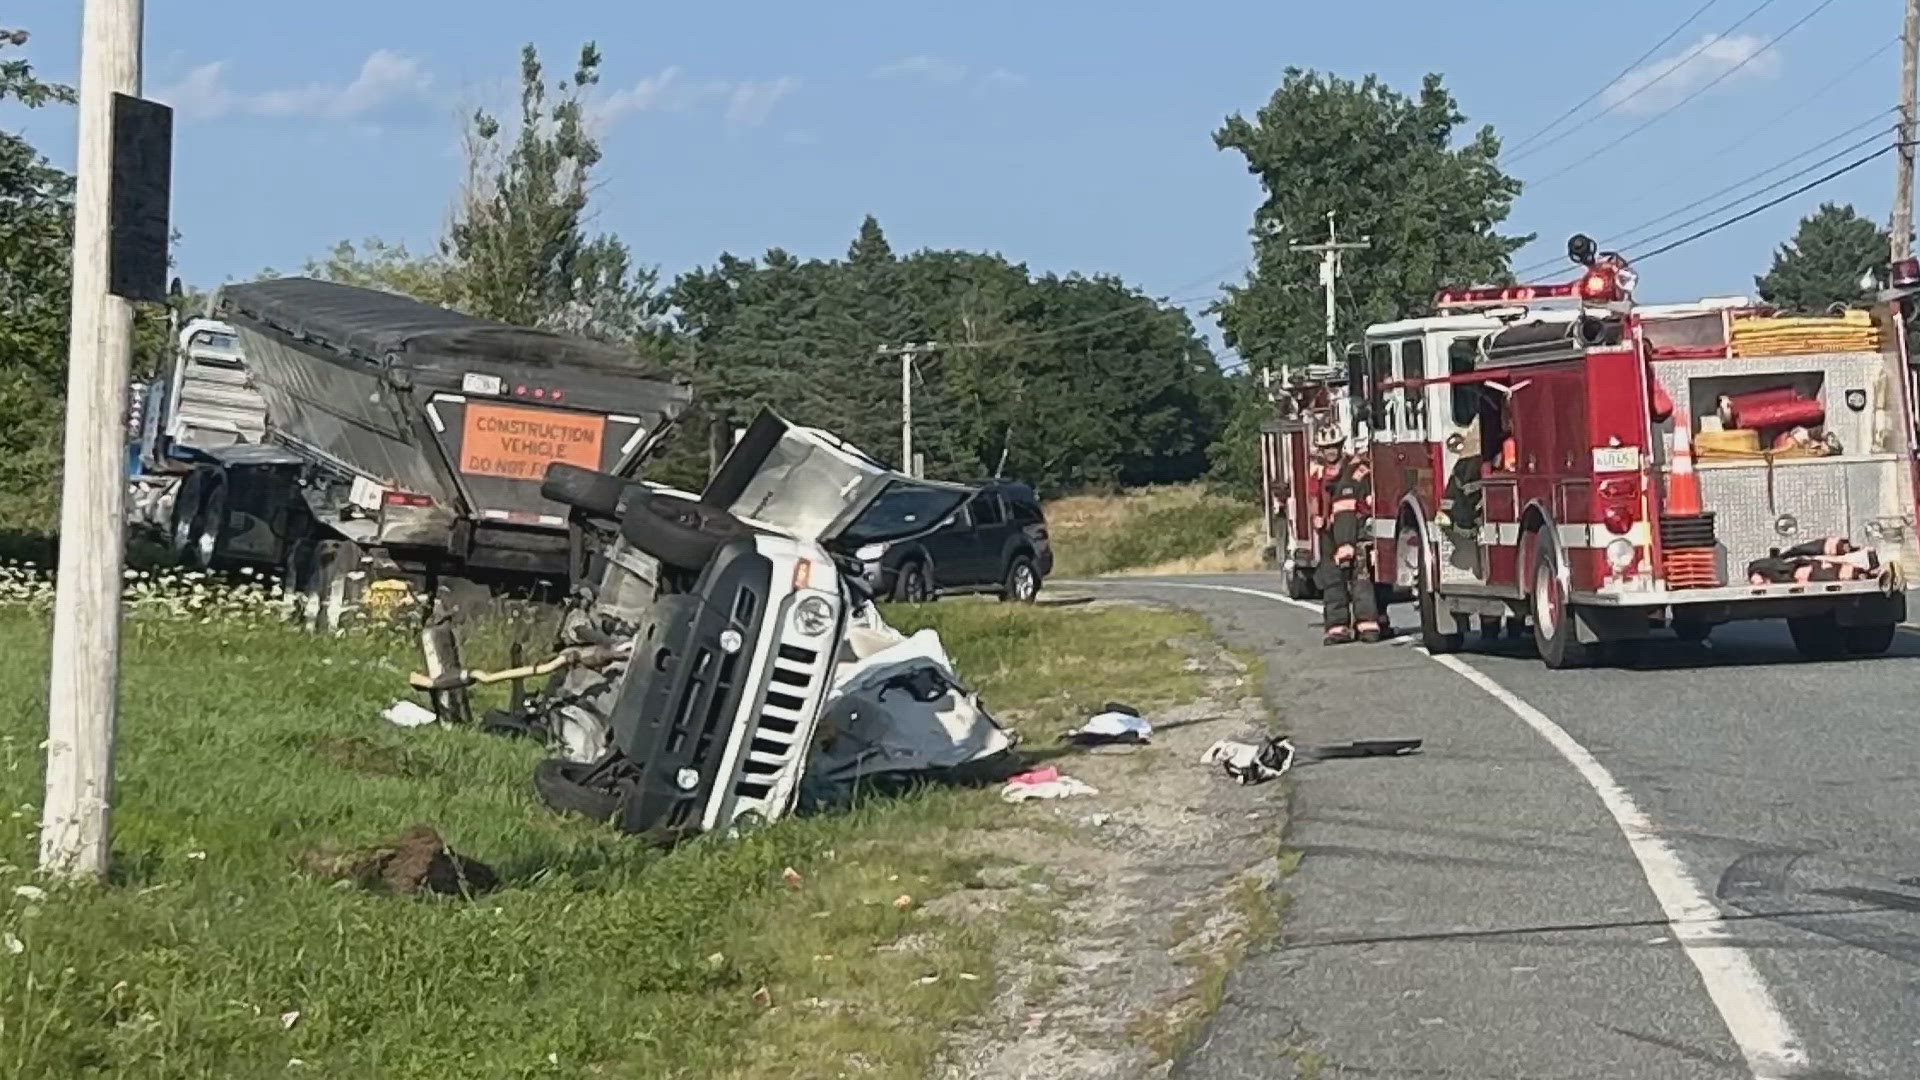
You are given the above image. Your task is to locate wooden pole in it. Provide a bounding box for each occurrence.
[41,0,143,881]
[1896,0,1919,261]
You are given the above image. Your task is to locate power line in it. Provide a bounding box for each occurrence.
[1504,0,1726,159]
[1626,144,1895,261]
[1610,124,1896,257]
[1511,111,1897,280]
[1523,0,1839,189]
[1507,0,1784,168]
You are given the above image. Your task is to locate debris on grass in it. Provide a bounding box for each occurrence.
[299,824,499,897]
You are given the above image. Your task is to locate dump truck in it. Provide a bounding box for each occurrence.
[130,278,692,626]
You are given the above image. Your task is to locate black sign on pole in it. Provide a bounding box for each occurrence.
[108,92,172,304]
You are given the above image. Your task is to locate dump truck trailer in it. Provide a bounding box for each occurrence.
[141,278,692,625]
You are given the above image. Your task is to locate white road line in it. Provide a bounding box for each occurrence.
[1072,578,1810,1080]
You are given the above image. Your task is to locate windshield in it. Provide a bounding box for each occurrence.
[837,481,970,546]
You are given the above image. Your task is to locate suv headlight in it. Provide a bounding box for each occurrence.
[791,595,835,637]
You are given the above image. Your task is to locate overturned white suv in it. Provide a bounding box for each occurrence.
[500,409,978,841]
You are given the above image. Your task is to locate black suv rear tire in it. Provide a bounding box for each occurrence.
[619,493,752,571]
[541,463,628,521]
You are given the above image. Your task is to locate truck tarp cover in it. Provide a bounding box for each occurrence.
[219,277,674,377]
[219,277,692,524]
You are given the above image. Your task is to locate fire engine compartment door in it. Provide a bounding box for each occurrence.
[1434,334,1498,586]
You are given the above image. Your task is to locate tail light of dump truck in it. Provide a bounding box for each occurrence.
[382,491,434,509]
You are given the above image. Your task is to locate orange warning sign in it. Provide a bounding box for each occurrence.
[460,402,606,481]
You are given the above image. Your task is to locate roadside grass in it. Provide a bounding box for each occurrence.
[1046,484,1261,578]
[0,591,1213,1079]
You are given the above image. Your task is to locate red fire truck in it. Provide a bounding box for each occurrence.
[1267,235,1919,668]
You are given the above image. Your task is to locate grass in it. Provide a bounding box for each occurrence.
[1045,484,1262,578]
[0,591,1216,1079]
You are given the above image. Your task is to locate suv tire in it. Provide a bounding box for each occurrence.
[542,463,628,521]
[894,561,933,603]
[620,493,752,571]
[1001,554,1040,603]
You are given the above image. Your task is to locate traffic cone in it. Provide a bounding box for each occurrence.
[1658,404,1721,588]
[1666,405,1703,517]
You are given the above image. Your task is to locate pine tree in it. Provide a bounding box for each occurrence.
[1754,203,1889,314]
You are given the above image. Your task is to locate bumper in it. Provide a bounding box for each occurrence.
[1575,578,1907,624]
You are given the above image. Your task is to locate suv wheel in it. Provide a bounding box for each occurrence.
[894,562,933,603]
[1001,555,1040,603]
[619,493,751,571]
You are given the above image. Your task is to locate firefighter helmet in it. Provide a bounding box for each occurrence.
[1311,421,1345,449]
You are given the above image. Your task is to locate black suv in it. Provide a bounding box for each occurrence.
[862,480,1052,602]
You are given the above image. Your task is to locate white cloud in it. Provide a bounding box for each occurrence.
[724,77,800,130]
[594,69,800,131]
[871,56,1027,97]
[872,55,969,84]
[975,68,1028,95]
[1601,34,1780,114]
[155,50,434,121]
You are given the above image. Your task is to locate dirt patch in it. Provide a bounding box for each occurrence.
[935,631,1290,1078]
[300,823,501,896]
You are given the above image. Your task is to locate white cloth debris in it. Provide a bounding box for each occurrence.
[1071,711,1153,743]
[382,701,438,728]
[999,767,1098,802]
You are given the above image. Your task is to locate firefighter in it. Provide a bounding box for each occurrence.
[1311,424,1382,645]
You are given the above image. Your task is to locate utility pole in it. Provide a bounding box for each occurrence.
[1896,0,1919,261]
[1290,211,1370,367]
[41,0,145,881]
[875,342,936,477]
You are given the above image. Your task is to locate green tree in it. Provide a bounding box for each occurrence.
[1754,202,1888,314]
[445,43,665,347]
[0,27,80,528]
[0,26,175,531]
[302,237,459,306]
[665,218,1233,488]
[1211,69,1528,373]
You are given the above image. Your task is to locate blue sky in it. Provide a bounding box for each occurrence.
[6,0,1907,349]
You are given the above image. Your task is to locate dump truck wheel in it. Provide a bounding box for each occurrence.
[308,539,367,632]
[169,472,207,566]
[619,493,750,571]
[1842,621,1896,657]
[541,463,628,521]
[1787,614,1846,660]
[189,476,228,570]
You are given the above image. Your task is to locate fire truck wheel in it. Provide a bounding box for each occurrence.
[1786,614,1847,660]
[1286,566,1317,600]
[1842,620,1896,657]
[1672,616,1713,643]
[1530,540,1588,669]
[1413,534,1463,655]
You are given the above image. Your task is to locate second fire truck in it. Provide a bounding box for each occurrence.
[1265,234,1918,668]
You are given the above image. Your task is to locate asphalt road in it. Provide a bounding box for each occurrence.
[1069,574,1920,1080]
